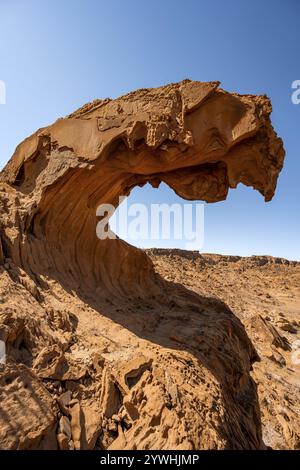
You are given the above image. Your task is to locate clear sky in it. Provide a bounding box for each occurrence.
[0,0,299,259]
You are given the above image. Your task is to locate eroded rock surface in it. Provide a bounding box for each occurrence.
[149,250,300,449]
[0,81,286,449]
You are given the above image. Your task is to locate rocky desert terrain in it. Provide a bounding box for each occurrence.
[148,249,300,449]
[0,249,299,450]
[1,80,295,450]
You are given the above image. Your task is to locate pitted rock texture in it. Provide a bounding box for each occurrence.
[0,80,284,294]
[148,250,300,450]
[0,81,286,450]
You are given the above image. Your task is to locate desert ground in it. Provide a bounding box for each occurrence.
[148,249,300,449]
[0,249,299,449]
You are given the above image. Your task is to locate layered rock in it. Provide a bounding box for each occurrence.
[0,80,285,450]
[0,80,284,295]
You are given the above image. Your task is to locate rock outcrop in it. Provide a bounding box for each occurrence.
[0,80,285,450]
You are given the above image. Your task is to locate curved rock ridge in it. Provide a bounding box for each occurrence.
[0,80,284,295]
[0,81,286,450]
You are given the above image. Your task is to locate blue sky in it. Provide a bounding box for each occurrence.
[0,0,299,259]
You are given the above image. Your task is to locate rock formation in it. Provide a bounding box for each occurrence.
[0,80,286,450]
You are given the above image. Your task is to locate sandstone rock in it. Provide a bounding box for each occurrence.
[59,416,72,439]
[0,324,9,342]
[69,401,102,450]
[82,404,103,450]
[244,315,290,353]
[70,403,82,450]
[108,421,118,433]
[148,249,300,450]
[57,391,72,415]
[0,80,284,298]
[0,365,57,449]
[0,237,4,265]
[117,355,152,392]
[99,368,123,419]
[91,352,105,373]
[33,345,87,381]
[56,433,69,451]
[33,345,65,379]
[0,81,287,450]
[274,317,297,334]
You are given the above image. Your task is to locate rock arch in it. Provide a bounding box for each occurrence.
[0,80,284,296]
[0,80,285,449]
